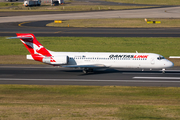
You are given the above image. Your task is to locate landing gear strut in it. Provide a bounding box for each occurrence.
[83,68,93,74]
[162,68,165,73]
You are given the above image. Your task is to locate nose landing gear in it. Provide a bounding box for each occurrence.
[162,68,165,73]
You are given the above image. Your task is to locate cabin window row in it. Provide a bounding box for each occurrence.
[69,57,147,60]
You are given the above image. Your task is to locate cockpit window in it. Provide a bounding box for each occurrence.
[157,56,165,60]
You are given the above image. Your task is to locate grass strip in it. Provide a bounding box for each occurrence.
[2,37,180,56]
[1,37,180,65]
[47,18,180,28]
[0,85,180,119]
[0,2,22,6]
[104,0,180,5]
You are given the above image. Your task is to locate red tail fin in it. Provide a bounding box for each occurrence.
[16,33,52,62]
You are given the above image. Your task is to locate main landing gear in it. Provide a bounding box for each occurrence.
[83,68,93,74]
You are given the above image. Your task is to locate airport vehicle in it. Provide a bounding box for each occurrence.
[23,0,41,7]
[9,33,174,73]
[52,0,64,5]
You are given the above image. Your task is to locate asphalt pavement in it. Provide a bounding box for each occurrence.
[0,7,180,23]
[0,65,180,86]
[1,21,180,37]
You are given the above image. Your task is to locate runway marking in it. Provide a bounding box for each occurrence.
[123,72,163,74]
[18,22,31,27]
[1,78,180,83]
[133,77,180,80]
[54,31,62,33]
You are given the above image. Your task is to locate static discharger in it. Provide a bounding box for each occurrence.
[144,18,161,24]
[54,20,62,23]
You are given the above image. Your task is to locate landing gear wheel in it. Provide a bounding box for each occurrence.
[82,68,93,74]
[89,68,93,72]
[83,69,88,74]
[162,68,165,74]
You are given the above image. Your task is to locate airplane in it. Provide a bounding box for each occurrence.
[8,33,174,73]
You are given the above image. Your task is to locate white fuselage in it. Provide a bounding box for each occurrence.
[49,51,174,69]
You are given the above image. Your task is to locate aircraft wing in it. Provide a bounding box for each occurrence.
[62,64,107,68]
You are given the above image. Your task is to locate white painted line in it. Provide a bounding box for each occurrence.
[0,78,180,83]
[165,70,180,71]
[169,56,180,58]
[133,77,180,80]
[123,72,163,74]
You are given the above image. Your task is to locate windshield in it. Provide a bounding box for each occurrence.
[157,56,165,60]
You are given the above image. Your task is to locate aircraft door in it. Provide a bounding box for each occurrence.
[151,58,155,65]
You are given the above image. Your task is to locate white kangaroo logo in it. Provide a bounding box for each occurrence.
[34,44,44,54]
[21,41,44,56]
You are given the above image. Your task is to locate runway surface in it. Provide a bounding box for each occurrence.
[0,7,180,23]
[1,6,180,37]
[0,65,180,87]
[1,21,180,37]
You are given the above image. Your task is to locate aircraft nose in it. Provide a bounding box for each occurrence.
[166,60,174,68]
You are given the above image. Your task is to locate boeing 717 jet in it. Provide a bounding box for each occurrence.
[8,33,174,73]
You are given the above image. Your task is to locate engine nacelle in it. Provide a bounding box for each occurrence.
[43,55,69,65]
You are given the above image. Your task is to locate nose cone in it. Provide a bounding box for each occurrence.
[165,60,174,68]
